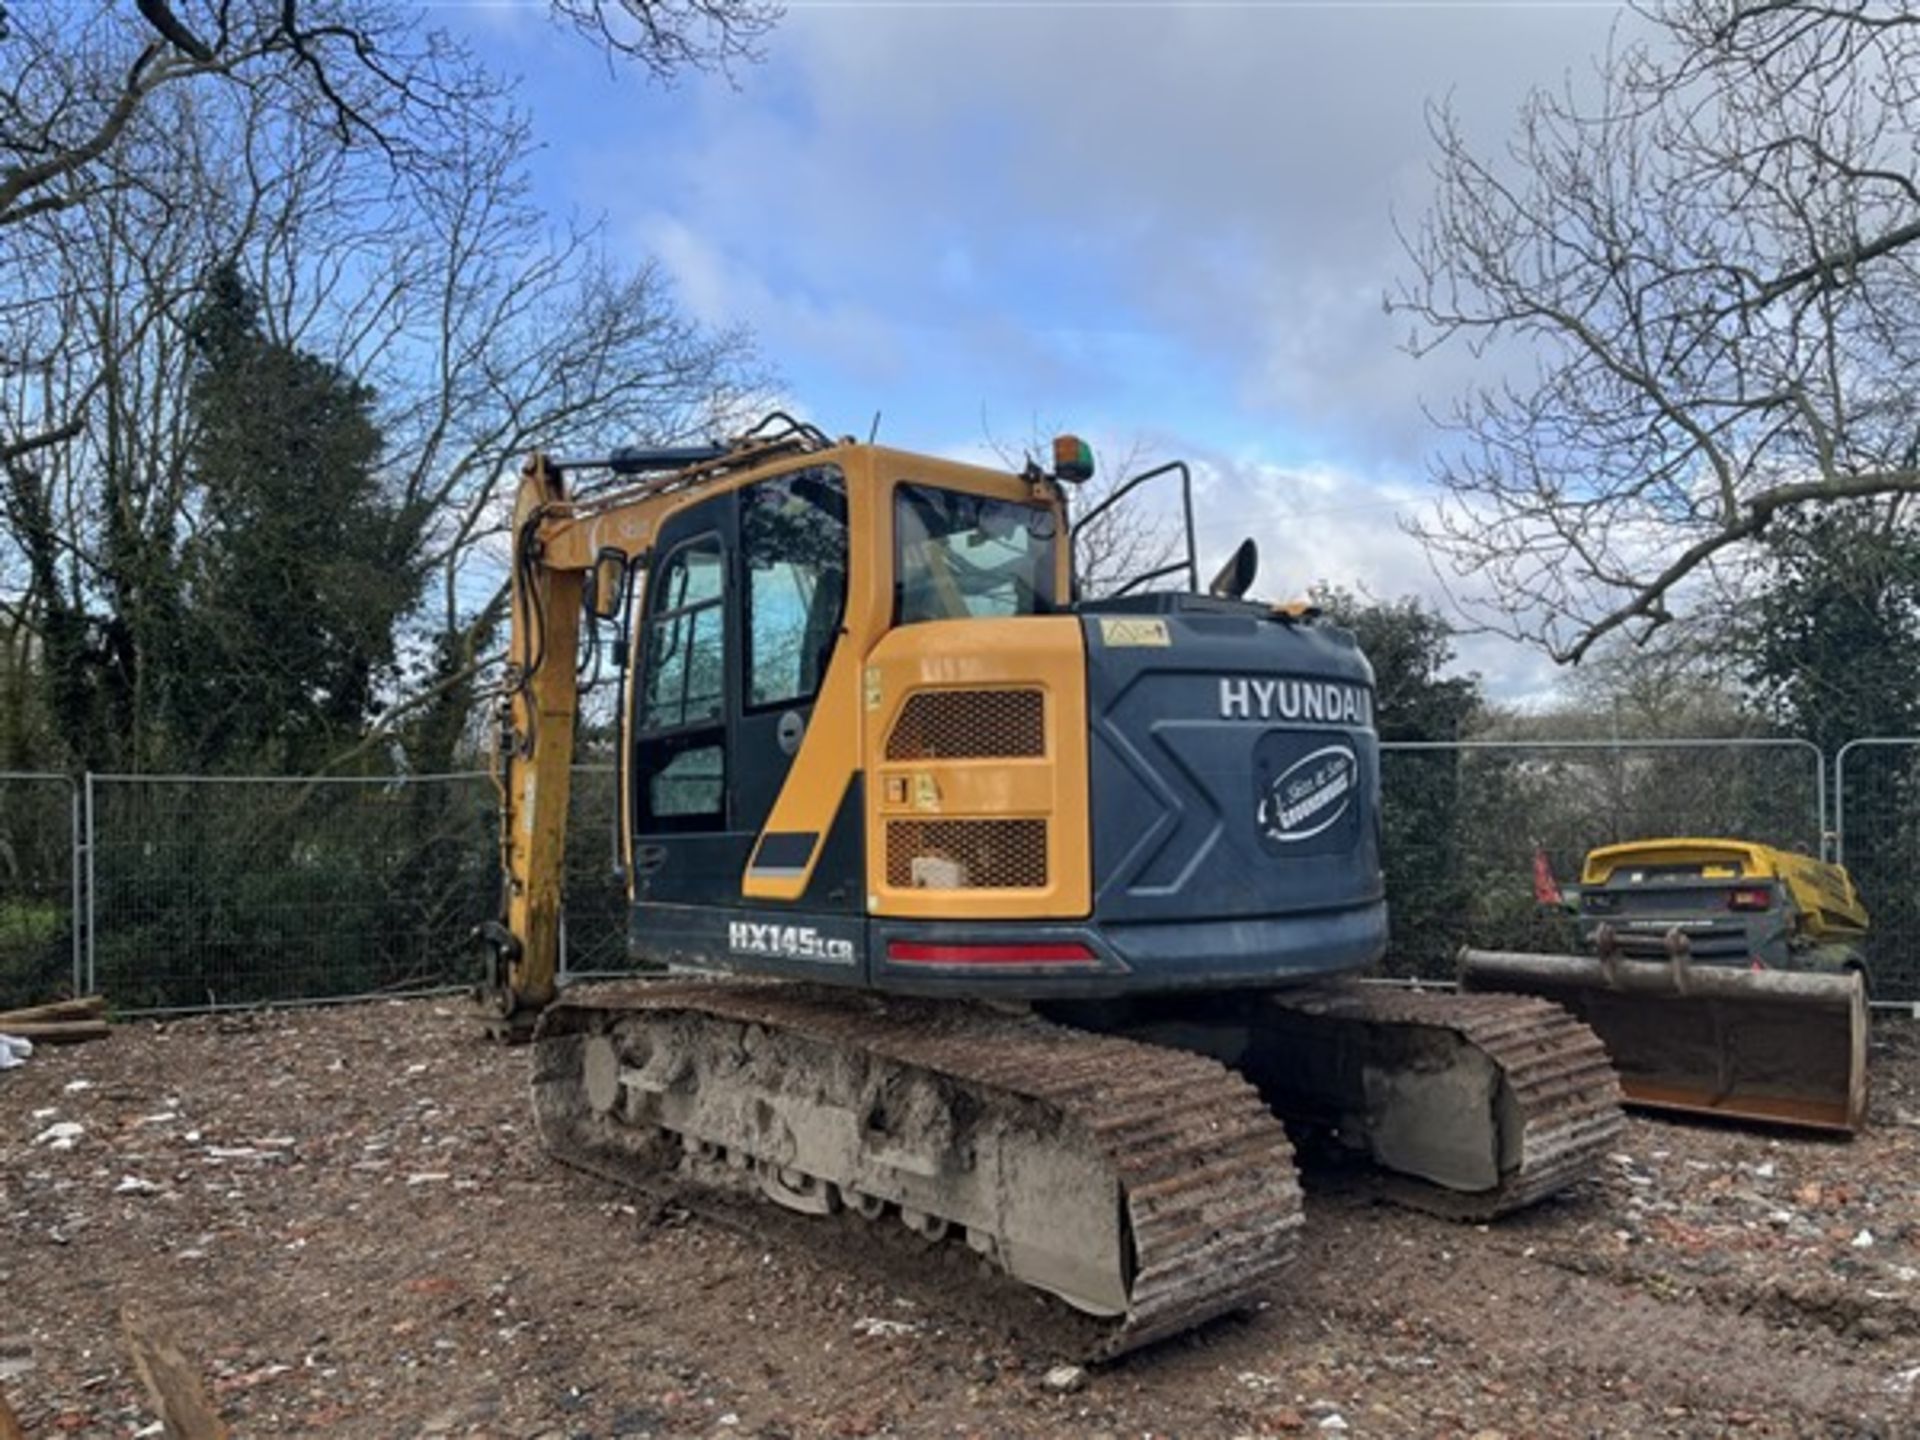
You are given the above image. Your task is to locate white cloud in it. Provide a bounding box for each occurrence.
[548,2,1628,458]
[458,1,1630,703]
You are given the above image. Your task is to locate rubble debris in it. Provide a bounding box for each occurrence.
[1,997,1914,1435]
[32,1121,82,1149]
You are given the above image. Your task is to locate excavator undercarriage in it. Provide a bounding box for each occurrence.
[532,979,1622,1357]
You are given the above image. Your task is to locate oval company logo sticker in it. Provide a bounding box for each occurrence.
[1258,744,1357,843]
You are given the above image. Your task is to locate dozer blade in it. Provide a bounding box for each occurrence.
[1459,949,1868,1133]
[532,980,1304,1360]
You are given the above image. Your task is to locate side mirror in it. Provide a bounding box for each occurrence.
[1208,538,1259,600]
[585,549,628,620]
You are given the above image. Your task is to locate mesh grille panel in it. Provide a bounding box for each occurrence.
[886,689,1044,761]
[886,819,1049,889]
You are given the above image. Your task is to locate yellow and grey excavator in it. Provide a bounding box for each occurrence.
[477,415,1622,1357]
[1461,838,1870,1132]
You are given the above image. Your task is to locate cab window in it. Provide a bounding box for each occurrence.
[635,532,728,831]
[744,468,848,709]
[894,483,1058,624]
[639,535,725,733]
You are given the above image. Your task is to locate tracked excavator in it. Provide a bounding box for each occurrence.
[476,415,1622,1357]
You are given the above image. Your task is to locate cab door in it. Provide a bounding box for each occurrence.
[629,468,851,912]
[630,493,746,906]
[733,466,849,864]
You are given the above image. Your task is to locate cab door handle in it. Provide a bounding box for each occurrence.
[635,844,668,875]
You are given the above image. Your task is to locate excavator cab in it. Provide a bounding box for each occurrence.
[481,419,1388,1028]
[578,432,1385,998]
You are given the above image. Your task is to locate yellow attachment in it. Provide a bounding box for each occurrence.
[1579,837,1868,939]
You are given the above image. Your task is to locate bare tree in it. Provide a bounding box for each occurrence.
[0,13,764,772]
[0,0,778,471]
[1396,2,1920,663]
[1,0,777,223]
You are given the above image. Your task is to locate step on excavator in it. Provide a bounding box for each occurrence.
[476,415,1623,1357]
[1461,838,1871,1133]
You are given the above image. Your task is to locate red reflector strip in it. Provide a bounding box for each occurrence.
[1728,887,1772,910]
[886,941,1099,967]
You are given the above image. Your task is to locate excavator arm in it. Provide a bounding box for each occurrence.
[476,453,593,1036]
[473,426,831,1038]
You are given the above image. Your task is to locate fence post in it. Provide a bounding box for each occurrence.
[69,778,82,996]
[1834,740,1858,868]
[83,772,97,995]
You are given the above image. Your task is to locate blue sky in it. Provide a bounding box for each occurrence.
[449,0,1631,700]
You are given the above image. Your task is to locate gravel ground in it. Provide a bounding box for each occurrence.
[3,998,1918,1438]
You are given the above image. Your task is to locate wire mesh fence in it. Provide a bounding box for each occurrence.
[16,734,1915,1014]
[87,773,498,1014]
[1834,741,1920,1004]
[0,773,80,1011]
[1377,740,1829,984]
[559,766,650,979]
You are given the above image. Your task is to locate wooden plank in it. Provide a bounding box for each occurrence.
[121,1307,229,1440]
[0,995,107,1025]
[0,1020,109,1045]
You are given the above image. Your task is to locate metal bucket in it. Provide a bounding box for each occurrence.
[1458,948,1868,1133]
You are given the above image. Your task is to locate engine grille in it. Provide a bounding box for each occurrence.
[886,818,1049,890]
[885,688,1044,761]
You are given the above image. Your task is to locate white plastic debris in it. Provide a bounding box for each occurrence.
[1042,1364,1086,1393]
[115,1175,164,1196]
[1853,1229,1876,1249]
[61,1078,91,1093]
[0,1034,33,1071]
[852,1317,917,1339]
[33,1121,83,1149]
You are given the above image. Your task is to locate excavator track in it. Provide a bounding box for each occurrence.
[531,981,1304,1360]
[1250,986,1624,1220]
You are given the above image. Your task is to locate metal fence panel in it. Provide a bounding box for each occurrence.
[58,736,1893,1014]
[0,773,79,1010]
[1378,740,1828,983]
[1834,740,1920,1003]
[87,774,496,1014]
[559,765,649,979]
